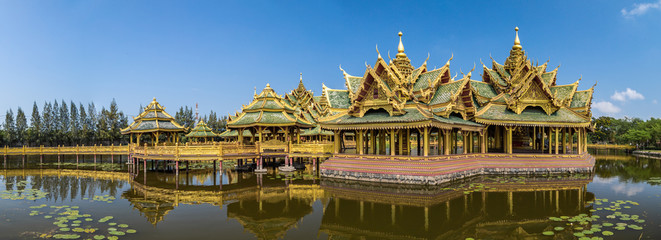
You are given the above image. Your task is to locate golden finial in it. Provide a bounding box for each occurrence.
[376,45,382,59]
[254,87,257,96]
[152,97,156,101]
[396,31,406,57]
[266,83,271,89]
[300,72,303,81]
[513,27,522,50]
[339,65,347,77]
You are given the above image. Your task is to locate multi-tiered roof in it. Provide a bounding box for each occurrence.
[184,120,219,139]
[318,32,482,131]
[121,98,186,134]
[472,27,594,128]
[227,84,315,129]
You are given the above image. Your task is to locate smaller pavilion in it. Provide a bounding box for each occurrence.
[121,98,186,146]
[185,120,219,143]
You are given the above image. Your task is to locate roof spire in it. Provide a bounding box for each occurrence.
[396,31,406,57]
[513,27,522,50]
[300,72,303,81]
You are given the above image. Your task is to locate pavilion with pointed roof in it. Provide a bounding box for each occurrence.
[226,83,315,145]
[473,27,594,154]
[121,98,186,146]
[319,31,485,156]
[185,120,219,142]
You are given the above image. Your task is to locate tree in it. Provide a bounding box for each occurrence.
[88,103,97,144]
[15,107,27,146]
[79,104,88,145]
[70,101,79,144]
[42,102,53,146]
[4,109,15,146]
[59,100,70,145]
[29,102,41,146]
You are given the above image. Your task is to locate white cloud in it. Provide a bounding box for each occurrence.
[621,0,661,17]
[611,88,645,102]
[593,101,621,113]
[612,184,644,197]
[654,99,658,104]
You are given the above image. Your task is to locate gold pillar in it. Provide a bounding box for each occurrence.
[390,129,396,156]
[334,131,340,154]
[462,132,468,154]
[533,126,537,150]
[548,127,553,154]
[481,130,487,154]
[554,128,559,154]
[507,127,513,154]
[358,130,364,155]
[370,130,376,154]
[423,127,429,157]
[398,130,403,155]
[562,128,567,154]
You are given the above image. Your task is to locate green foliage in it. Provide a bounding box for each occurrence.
[589,116,661,149]
[2,100,129,147]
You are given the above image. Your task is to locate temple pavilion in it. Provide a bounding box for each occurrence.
[474,27,594,154]
[226,83,315,145]
[318,29,593,156]
[121,98,186,146]
[184,120,219,142]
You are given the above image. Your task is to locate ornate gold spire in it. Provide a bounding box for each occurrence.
[396,32,406,57]
[513,27,522,50]
[392,31,413,78]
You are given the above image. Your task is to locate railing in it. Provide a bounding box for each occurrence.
[587,144,635,150]
[291,143,333,155]
[2,144,130,156]
[3,141,334,160]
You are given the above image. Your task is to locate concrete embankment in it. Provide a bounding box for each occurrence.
[633,150,661,159]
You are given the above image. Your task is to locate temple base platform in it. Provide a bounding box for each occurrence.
[320,153,594,185]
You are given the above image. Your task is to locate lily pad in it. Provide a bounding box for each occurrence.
[542,231,554,236]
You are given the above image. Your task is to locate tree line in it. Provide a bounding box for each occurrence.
[590,116,661,149]
[173,106,228,142]
[1,101,229,147]
[1,99,128,147]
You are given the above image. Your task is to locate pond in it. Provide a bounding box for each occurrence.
[1,150,660,239]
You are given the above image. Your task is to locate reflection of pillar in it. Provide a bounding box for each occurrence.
[335,198,339,217]
[508,191,513,215]
[446,201,450,220]
[391,204,395,225]
[424,207,429,231]
[555,190,559,213]
[360,201,364,222]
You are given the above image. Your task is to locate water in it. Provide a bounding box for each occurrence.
[1,151,660,239]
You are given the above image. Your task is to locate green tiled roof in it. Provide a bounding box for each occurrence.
[476,105,588,124]
[412,69,442,91]
[219,129,252,137]
[301,125,333,136]
[570,91,592,108]
[486,69,507,87]
[121,98,185,134]
[346,76,362,94]
[541,72,555,86]
[323,108,429,124]
[432,115,483,127]
[231,112,261,125]
[185,121,219,138]
[260,112,297,124]
[550,84,576,102]
[313,96,321,103]
[327,90,351,109]
[470,80,498,99]
[494,63,511,79]
[133,120,182,131]
[491,93,510,103]
[428,80,465,105]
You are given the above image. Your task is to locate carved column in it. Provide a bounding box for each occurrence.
[334,131,340,154]
[390,129,396,156]
[555,127,560,155]
[562,128,567,154]
[398,130,403,155]
[548,127,553,154]
[423,127,429,157]
[358,130,364,155]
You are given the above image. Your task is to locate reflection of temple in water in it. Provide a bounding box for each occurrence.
[122,169,594,239]
[320,176,594,239]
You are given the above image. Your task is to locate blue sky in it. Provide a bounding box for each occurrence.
[0,1,660,120]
